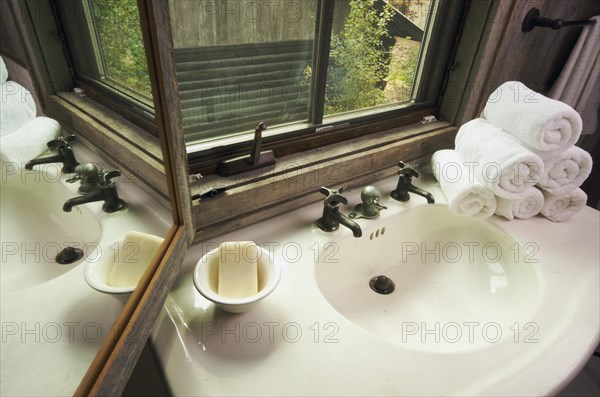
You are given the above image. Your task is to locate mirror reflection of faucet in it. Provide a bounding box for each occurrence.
[66,162,102,193]
[64,166,126,213]
[24,135,79,173]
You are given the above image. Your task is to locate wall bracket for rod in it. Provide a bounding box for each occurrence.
[522,7,596,32]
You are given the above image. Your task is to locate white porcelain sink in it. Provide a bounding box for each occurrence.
[316,204,541,352]
[1,171,101,294]
[152,175,599,396]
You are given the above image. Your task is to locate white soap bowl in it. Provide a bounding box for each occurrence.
[84,241,136,294]
[193,245,281,313]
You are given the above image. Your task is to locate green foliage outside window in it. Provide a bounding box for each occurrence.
[92,0,152,97]
[324,0,395,114]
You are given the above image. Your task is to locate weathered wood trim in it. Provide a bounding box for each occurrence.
[193,124,457,240]
[143,0,195,242]
[76,2,196,393]
[54,91,162,160]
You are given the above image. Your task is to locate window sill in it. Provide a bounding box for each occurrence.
[44,93,168,202]
[191,120,457,241]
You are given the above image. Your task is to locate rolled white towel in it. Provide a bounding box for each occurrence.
[455,118,544,199]
[540,187,587,222]
[0,117,61,166]
[431,149,496,218]
[495,188,544,220]
[483,81,582,152]
[1,81,36,136]
[0,56,7,83]
[537,146,593,196]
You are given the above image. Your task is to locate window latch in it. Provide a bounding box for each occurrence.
[216,122,276,176]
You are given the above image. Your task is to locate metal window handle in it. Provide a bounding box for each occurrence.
[249,122,267,165]
[216,122,276,176]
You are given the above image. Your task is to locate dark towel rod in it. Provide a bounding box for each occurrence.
[522,7,596,32]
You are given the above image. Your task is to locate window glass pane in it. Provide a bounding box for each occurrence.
[56,0,152,106]
[168,0,317,145]
[324,0,434,116]
[91,0,152,98]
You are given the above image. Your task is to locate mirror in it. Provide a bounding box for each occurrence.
[0,1,191,395]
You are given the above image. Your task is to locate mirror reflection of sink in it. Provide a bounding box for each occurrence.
[0,172,101,294]
[316,205,540,352]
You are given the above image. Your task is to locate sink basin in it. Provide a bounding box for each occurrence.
[0,172,101,294]
[316,204,540,352]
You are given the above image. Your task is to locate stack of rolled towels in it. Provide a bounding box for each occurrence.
[432,81,592,222]
[0,56,61,166]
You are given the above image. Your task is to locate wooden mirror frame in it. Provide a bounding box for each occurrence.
[75,1,195,394]
[4,0,194,395]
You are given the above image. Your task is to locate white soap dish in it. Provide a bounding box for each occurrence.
[84,240,136,294]
[193,245,281,313]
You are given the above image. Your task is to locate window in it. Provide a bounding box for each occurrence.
[168,0,461,173]
[54,0,155,132]
[37,0,462,175]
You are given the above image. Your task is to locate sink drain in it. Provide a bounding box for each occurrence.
[56,246,84,264]
[369,275,395,295]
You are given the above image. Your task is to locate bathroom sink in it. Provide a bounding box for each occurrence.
[0,172,101,294]
[152,175,599,396]
[315,205,540,352]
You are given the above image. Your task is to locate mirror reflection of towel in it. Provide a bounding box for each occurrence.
[0,56,7,83]
[0,81,36,136]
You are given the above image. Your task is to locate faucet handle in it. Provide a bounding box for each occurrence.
[47,135,76,150]
[397,161,419,178]
[66,162,102,193]
[101,170,121,185]
[319,187,348,206]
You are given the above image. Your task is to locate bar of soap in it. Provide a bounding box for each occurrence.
[217,241,259,298]
[107,231,164,288]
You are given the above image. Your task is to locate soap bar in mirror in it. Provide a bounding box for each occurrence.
[107,231,164,288]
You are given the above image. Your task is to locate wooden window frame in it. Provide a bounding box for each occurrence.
[51,0,158,135]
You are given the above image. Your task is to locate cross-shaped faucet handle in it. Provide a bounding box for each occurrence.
[319,187,348,206]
